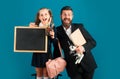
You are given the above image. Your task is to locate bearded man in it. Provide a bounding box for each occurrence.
[55,6,97,79]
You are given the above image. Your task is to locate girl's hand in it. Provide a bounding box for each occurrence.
[29,22,36,27]
[49,30,54,39]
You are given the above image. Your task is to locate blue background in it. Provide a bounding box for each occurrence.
[0,0,120,79]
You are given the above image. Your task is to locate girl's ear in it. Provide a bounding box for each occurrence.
[48,17,52,24]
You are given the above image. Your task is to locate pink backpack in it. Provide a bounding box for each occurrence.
[46,57,66,78]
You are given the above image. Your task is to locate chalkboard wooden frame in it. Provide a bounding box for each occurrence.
[14,26,48,53]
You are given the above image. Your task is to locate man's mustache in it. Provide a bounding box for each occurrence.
[63,18,71,21]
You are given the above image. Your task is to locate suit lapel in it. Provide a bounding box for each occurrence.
[71,24,78,33]
[60,25,76,45]
[58,25,72,45]
[59,25,70,39]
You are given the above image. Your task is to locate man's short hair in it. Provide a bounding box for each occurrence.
[60,6,73,14]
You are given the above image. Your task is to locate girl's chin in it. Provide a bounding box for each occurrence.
[42,21,47,23]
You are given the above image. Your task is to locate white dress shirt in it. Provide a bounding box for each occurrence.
[63,25,72,36]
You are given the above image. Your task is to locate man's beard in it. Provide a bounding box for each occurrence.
[61,18,72,27]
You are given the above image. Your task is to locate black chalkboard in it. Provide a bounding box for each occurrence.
[14,26,48,53]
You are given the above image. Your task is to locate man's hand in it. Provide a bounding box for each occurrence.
[75,45,85,54]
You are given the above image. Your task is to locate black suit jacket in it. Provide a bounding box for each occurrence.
[55,23,97,77]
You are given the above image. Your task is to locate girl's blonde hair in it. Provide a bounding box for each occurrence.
[35,8,53,26]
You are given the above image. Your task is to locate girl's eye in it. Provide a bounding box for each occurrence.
[40,14,43,16]
[45,13,48,16]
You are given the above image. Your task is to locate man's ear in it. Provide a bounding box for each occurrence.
[72,14,74,19]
